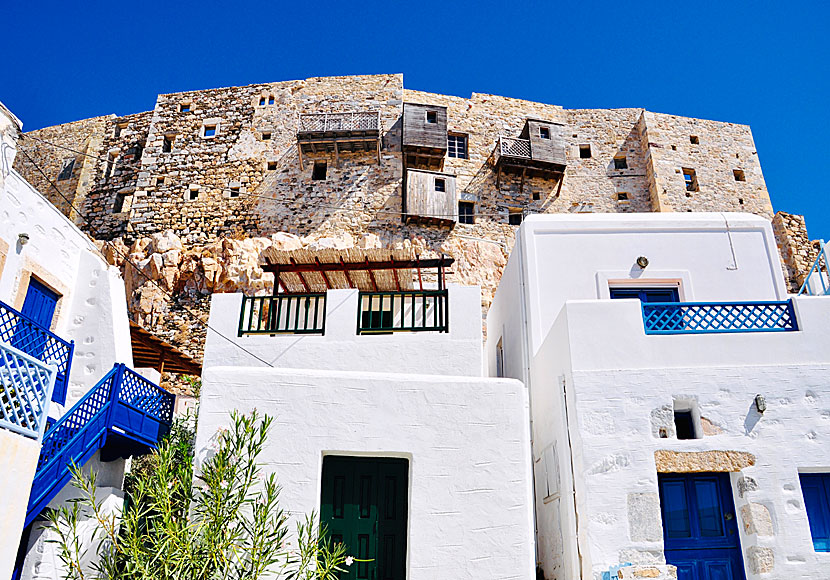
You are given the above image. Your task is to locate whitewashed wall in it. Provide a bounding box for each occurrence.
[196,366,535,580]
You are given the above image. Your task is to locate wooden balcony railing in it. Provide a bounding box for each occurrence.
[239,294,326,335]
[498,136,532,159]
[358,290,449,333]
[298,112,381,134]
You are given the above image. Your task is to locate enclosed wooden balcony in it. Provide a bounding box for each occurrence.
[404,169,457,226]
[297,111,381,169]
[494,119,567,191]
[402,103,448,170]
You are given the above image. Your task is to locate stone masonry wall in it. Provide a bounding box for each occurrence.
[772,211,821,292]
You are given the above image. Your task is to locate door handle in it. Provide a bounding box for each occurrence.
[724,513,734,521]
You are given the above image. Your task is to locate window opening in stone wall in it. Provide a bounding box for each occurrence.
[671,145,677,151]
[229,187,240,198]
[312,161,327,181]
[262,132,272,140]
[103,153,117,181]
[674,411,696,439]
[690,135,699,145]
[496,337,505,377]
[203,125,217,138]
[179,103,191,112]
[539,126,550,139]
[799,473,830,551]
[114,123,126,138]
[163,136,174,153]
[113,193,130,213]
[259,97,266,106]
[156,177,165,186]
[733,169,745,182]
[447,134,468,159]
[268,95,275,105]
[188,188,199,201]
[458,201,475,224]
[614,156,628,170]
[617,192,629,202]
[508,210,523,226]
[127,144,143,162]
[267,161,278,171]
[434,177,446,192]
[579,145,592,159]
[738,198,744,205]
[57,158,75,181]
[426,111,437,124]
[683,168,699,192]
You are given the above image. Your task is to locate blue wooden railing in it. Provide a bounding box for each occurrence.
[642,300,798,335]
[0,300,73,405]
[26,363,174,527]
[0,341,56,440]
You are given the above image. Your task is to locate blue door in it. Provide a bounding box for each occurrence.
[20,279,60,328]
[659,473,746,580]
[609,287,680,303]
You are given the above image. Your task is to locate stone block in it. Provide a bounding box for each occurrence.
[628,493,663,542]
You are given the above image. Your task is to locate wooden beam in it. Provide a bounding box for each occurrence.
[262,257,454,275]
[366,259,378,292]
[390,254,401,291]
[298,142,304,171]
[334,141,339,168]
[290,258,311,292]
[340,257,354,288]
[416,257,424,291]
[316,258,333,289]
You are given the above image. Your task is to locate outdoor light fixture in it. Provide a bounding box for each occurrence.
[636,256,649,268]
[754,394,767,414]
[18,233,29,245]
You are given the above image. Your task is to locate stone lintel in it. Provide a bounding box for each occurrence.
[655,450,755,473]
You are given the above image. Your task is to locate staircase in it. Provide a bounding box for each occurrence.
[25,363,174,527]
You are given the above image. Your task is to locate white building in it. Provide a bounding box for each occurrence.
[195,252,535,580]
[0,102,175,579]
[487,213,830,580]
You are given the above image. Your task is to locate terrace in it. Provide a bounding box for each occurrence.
[297,111,382,169]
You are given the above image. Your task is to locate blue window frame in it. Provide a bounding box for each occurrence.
[609,287,680,303]
[800,473,830,551]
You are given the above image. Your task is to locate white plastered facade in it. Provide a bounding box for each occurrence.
[487,213,830,580]
[197,286,537,580]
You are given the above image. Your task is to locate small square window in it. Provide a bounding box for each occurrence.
[179,103,191,112]
[426,111,437,124]
[690,135,699,145]
[614,156,627,170]
[674,410,696,440]
[447,134,468,159]
[458,201,475,224]
[312,161,327,180]
[156,177,165,186]
[508,210,523,226]
[57,158,75,181]
[163,136,174,153]
[113,193,130,213]
[434,178,446,192]
[262,132,272,140]
[188,189,199,201]
[733,169,745,182]
[671,145,677,151]
[267,161,278,171]
[229,187,240,198]
[539,127,550,139]
[203,125,217,137]
[268,95,275,105]
[259,97,266,106]
[738,198,744,205]
[682,168,699,192]
[579,145,591,159]
[617,192,629,202]
[114,123,126,138]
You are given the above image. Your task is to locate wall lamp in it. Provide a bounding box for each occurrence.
[18,233,30,245]
[754,394,767,414]
[636,256,649,268]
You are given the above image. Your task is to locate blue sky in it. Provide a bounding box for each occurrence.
[4,1,828,238]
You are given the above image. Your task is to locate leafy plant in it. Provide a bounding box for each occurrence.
[47,410,349,580]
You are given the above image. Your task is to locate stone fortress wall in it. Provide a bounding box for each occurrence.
[13,73,817,357]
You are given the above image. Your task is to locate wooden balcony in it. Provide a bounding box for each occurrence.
[297,111,381,168]
[494,119,567,191]
[404,169,457,226]
[402,103,448,170]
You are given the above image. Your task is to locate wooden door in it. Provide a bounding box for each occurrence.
[321,456,408,580]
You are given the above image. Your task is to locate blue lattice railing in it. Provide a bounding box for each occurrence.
[0,341,56,440]
[641,300,799,334]
[0,300,73,404]
[27,363,174,527]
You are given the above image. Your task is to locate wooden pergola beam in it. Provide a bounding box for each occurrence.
[262,257,454,275]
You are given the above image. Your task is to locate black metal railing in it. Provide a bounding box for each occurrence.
[238,294,326,335]
[357,290,449,333]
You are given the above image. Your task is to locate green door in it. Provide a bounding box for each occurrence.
[321,456,409,580]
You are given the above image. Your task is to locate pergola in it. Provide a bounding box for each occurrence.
[129,321,202,376]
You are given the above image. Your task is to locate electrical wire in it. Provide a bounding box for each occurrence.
[20,135,552,219]
[15,145,276,369]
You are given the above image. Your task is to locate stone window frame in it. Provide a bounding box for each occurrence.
[224,181,243,199]
[682,167,699,192]
[185,185,200,202]
[201,119,221,139]
[614,155,628,170]
[12,262,71,334]
[266,160,278,171]
[311,161,327,181]
[261,131,272,141]
[179,102,192,113]
[103,149,120,182]
[578,144,592,159]
[733,169,746,182]
[57,157,76,181]
[507,208,523,226]
[616,191,630,203]
[112,191,134,214]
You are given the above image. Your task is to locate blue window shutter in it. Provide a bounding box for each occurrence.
[609,287,679,303]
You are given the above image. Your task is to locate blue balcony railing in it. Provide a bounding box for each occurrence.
[0,341,56,440]
[0,300,73,404]
[642,300,798,335]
